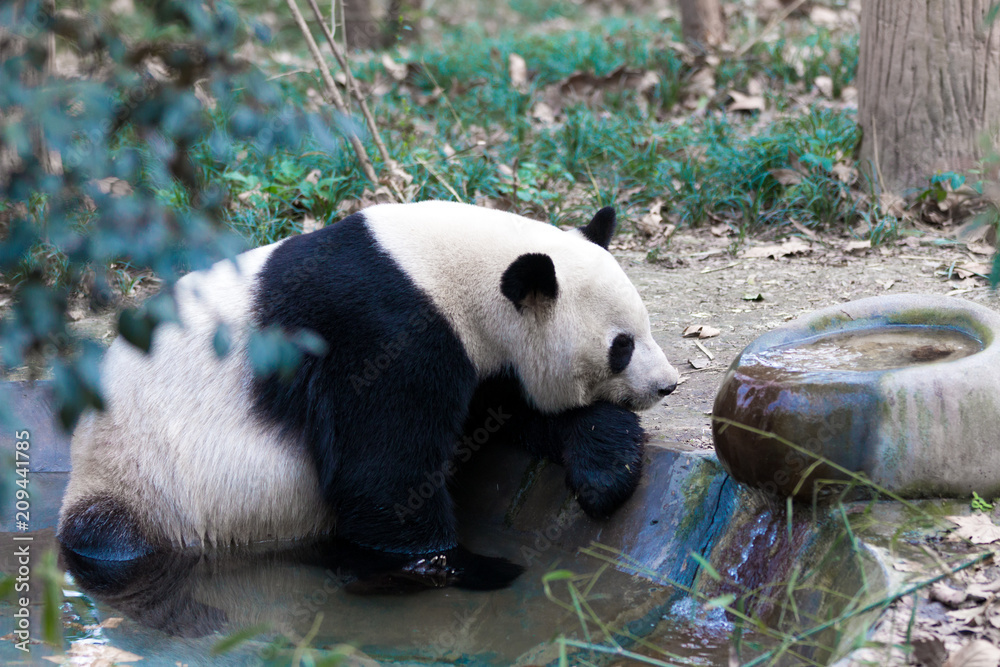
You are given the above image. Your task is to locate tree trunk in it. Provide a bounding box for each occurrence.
[335,0,377,49]
[679,0,725,50]
[384,0,421,46]
[858,1,1000,195]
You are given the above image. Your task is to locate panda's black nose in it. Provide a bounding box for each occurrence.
[658,383,677,397]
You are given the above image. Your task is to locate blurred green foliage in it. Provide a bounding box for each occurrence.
[0,0,349,427]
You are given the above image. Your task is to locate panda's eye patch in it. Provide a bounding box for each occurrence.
[608,334,635,374]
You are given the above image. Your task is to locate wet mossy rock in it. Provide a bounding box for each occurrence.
[713,294,1000,499]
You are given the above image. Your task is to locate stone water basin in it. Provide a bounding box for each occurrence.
[713,294,1000,499]
[0,381,888,666]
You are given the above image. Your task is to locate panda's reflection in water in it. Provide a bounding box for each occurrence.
[62,536,491,640]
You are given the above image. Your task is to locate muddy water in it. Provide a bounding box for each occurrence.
[746,326,982,374]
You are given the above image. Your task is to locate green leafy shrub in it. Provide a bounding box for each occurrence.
[0,0,348,427]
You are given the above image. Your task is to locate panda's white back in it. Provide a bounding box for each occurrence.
[64,241,335,549]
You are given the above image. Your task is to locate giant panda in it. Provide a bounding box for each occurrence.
[57,200,679,591]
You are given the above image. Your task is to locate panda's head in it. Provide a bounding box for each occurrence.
[499,207,679,413]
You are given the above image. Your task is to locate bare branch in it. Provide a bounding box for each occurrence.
[284,0,379,184]
[304,0,412,195]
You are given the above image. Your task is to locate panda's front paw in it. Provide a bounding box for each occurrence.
[561,402,645,520]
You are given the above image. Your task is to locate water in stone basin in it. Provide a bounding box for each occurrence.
[745,325,982,374]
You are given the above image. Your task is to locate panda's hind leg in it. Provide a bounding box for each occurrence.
[330,479,523,593]
[58,496,156,561]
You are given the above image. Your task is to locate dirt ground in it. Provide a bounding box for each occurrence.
[621,229,1000,452]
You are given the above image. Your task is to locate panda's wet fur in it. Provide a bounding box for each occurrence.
[57,201,679,591]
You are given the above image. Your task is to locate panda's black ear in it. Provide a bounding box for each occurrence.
[501,253,558,312]
[580,207,616,249]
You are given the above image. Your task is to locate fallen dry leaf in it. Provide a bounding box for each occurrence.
[542,66,660,114]
[236,185,266,203]
[948,277,984,295]
[92,177,133,198]
[942,639,1000,667]
[301,214,322,234]
[931,581,969,607]
[381,54,408,82]
[684,68,716,108]
[946,514,1000,545]
[948,262,992,280]
[954,219,998,249]
[744,237,813,259]
[809,6,842,26]
[968,243,996,256]
[688,357,710,370]
[892,559,924,573]
[83,617,125,631]
[831,162,857,184]
[637,200,664,236]
[879,193,909,219]
[947,605,985,625]
[844,240,872,254]
[988,605,1000,630]
[769,168,802,186]
[634,70,660,96]
[530,101,557,127]
[508,53,529,94]
[968,579,1000,599]
[913,637,949,667]
[788,218,819,241]
[683,325,721,339]
[43,640,143,665]
[727,90,765,113]
[814,75,834,98]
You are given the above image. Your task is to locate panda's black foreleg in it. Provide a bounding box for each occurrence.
[555,402,645,519]
[479,399,644,520]
[465,376,645,519]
